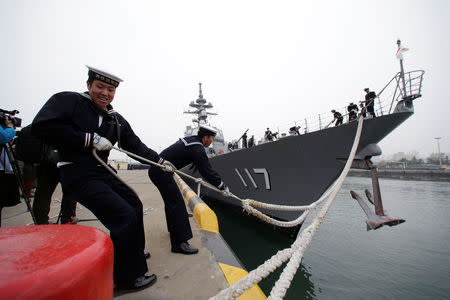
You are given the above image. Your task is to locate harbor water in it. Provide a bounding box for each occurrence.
[204,176,450,299]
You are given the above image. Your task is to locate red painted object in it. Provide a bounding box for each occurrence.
[0,225,114,300]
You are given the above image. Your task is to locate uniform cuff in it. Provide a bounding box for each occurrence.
[217,181,224,189]
[85,133,92,148]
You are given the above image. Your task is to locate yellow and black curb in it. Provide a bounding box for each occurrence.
[174,173,266,300]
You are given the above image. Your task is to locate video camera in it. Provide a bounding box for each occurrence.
[0,108,22,128]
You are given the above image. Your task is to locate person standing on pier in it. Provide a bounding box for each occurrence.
[0,116,20,226]
[31,65,166,291]
[148,124,229,255]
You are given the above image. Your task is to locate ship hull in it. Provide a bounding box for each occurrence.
[182,112,413,221]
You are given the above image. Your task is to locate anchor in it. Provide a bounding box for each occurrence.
[350,160,405,230]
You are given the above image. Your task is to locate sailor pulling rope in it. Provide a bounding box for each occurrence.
[93,116,364,229]
[93,116,364,299]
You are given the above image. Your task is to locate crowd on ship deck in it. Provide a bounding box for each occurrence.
[232,87,379,148]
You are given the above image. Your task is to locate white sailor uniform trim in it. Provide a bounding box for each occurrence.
[180,138,203,147]
[79,92,91,99]
[85,133,91,147]
[158,157,165,164]
[217,181,224,189]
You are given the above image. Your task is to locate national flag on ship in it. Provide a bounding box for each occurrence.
[396,45,409,60]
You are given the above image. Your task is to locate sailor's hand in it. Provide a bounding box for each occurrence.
[93,133,113,151]
[220,184,231,197]
[161,159,176,173]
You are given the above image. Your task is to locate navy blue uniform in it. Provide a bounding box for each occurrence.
[148,135,223,246]
[333,111,343,126]
[365,91,377,117]
[347,103,359,122]
[32,91,160,284]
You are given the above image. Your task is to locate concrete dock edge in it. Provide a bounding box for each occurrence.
[174,173,266,300]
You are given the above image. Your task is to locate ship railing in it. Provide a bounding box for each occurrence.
[377,70,425,115]
[270,70,425,137]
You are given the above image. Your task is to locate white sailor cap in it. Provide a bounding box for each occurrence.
[86,65,123,87]
[198,124,218,137]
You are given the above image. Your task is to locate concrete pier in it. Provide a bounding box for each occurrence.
[1,170,229,299]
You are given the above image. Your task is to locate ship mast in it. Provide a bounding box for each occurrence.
[397,39,408,98]
[184,83,217,125]
[197,83,206,105]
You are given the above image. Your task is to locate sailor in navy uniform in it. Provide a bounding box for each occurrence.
[31,66,165,291]
[347,102,359,122]
[364,88,377,118]
[148,124,229,255]
[331,109,343,126]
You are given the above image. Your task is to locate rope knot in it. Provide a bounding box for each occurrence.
[242,199,252,212]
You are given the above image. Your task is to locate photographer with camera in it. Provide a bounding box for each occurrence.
[0,110,21,226]
[0,119,15,142]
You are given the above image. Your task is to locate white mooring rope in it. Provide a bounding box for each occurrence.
[209,115,364,300]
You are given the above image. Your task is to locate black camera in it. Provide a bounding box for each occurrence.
[0,109,22,128]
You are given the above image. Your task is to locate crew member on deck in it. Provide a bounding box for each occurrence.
[347,102,358,122]
[241,131,248,148]
[331,110,343,126]
[31,66,165,291]
[364,88,377,118]
[289,126,301,135]
[248,135,255,147]
[359,102,367,118]
[148,124,229,255]
[265,128,274,141]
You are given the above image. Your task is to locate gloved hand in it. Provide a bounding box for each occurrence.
[93,132,113,151]
[161,159,176,173]
[219,184,231,196]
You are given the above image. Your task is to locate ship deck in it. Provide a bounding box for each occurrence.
[1,169,229,299]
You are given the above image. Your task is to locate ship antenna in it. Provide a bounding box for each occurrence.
[397,39,407,97]
[196,82,206,105]
[199,83,203,99]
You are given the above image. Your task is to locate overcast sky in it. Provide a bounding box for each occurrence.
[1,0,448,160]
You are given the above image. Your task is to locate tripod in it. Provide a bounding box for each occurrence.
[1,142,37,224]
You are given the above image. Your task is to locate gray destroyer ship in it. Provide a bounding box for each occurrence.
[182,41,425,225]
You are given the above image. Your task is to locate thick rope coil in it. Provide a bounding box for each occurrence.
[242,200,311,227]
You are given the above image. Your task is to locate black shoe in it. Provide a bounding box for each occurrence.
[115,274,157,291]
[171,242,199,255]
[144,252,151,259]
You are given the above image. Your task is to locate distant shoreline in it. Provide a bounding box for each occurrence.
[349,169,450,182]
